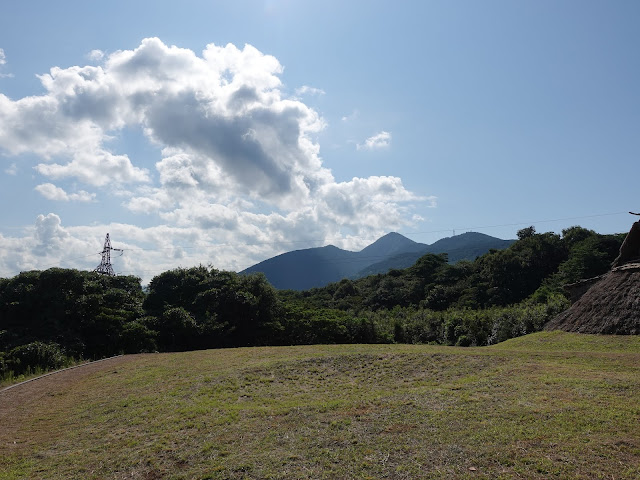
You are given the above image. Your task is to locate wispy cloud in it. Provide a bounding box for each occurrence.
[86,49,105,62]
[294,85,325,97]
[4,163,17,175]
[0,48,13,77]
[341,109,359,122]
[357,131,391,150]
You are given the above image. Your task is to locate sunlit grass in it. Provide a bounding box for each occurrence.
[1,332,638,479]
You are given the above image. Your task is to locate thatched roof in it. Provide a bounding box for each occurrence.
[546,263,640,335]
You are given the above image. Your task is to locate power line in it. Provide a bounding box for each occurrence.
[403,211,630,237]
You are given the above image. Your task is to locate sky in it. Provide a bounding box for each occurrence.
[0,0,638,283]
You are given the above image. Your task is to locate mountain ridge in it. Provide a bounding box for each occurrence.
[355,232,514,277]
[241,231,515,290]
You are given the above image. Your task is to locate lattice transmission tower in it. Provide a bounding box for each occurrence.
[94,233,123,276]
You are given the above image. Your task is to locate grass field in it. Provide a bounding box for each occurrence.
[1,331,639,479]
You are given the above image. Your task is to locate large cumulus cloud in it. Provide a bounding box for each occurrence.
[0,38,430,280]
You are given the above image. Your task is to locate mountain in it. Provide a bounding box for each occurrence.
[240,245,357,292]
[358,232,427,258]
[427,232,513,257]
[241,232,514,290]
[355,232,514,277]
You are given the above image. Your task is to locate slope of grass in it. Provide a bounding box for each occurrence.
[1,331,638,479]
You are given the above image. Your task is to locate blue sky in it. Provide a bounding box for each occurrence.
[0,1,638,282]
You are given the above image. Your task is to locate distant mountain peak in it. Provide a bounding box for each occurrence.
[359,232,422,257]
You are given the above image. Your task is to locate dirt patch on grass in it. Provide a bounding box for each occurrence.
[0,355,140,451]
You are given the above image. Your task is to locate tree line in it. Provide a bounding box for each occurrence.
[0,226,624,380]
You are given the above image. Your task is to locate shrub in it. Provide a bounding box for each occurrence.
[6,342,69,376]
[121,321,157,354]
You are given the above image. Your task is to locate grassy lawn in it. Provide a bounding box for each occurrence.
[1,331,638,479]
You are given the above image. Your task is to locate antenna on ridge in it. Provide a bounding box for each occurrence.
[94,233,123,276]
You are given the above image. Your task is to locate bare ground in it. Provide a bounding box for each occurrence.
[0,356,139,452]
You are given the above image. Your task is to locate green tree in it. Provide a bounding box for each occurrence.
[143,267,282,349]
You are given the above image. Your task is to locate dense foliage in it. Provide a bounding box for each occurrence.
[0,226,625,381]
[143,266,282,349]
[0,269,145,378]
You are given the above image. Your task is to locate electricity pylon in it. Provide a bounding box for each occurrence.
[94,233,122,276]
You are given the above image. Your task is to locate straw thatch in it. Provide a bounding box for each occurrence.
[612,220,640,267]
[546,263,640,334]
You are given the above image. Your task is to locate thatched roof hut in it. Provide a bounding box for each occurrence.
[545,263,640,334]
[546,218,640,335]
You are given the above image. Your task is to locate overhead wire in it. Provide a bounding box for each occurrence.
[403,211,630,237]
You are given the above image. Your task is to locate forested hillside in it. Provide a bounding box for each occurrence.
[292,226,623,311]
[0,226,625,381]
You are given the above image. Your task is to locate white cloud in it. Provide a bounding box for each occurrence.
[35,149,150,186]
[35,183,96,202]
[316,176,421,232]
[72,190,96,202]
[35,183,70,201]
[294,85,325,97]
[0,214,106,273]
[357,131,392,150]
[0,38,329,202]
[33,213,69,257]
[0,38,432,281]
[87,49,105,62]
